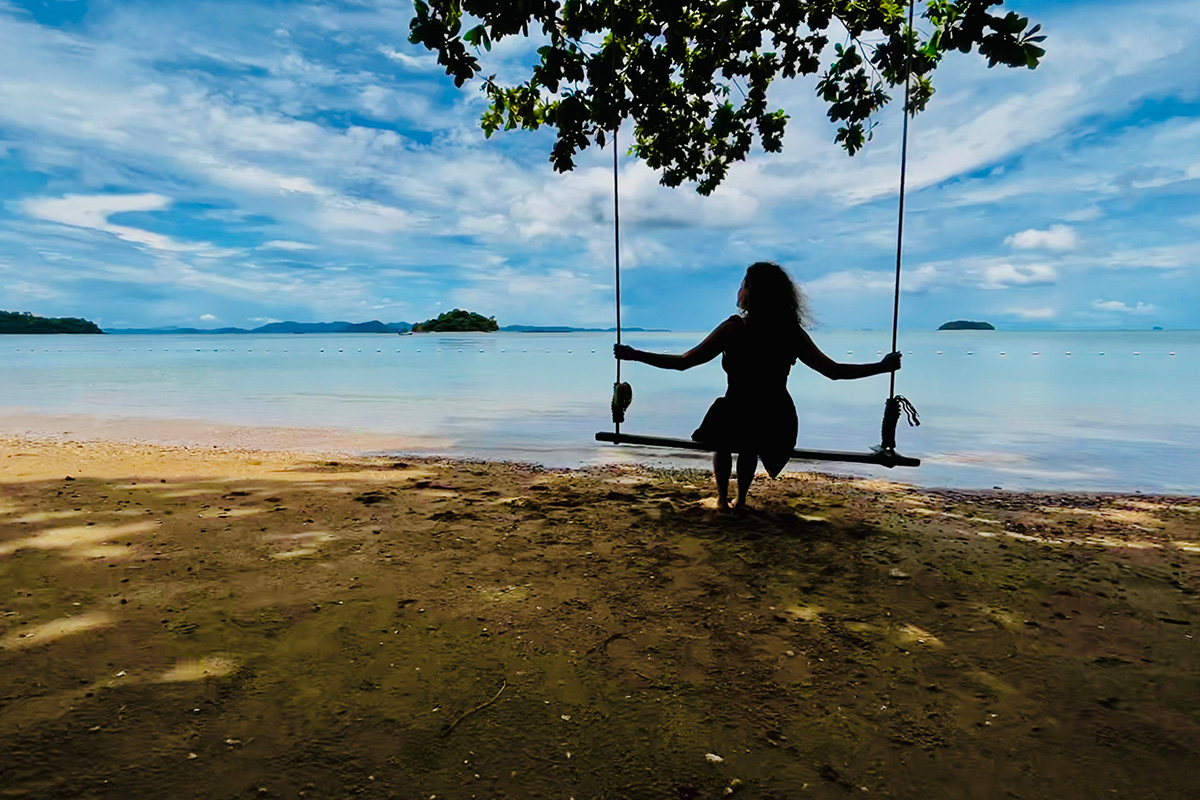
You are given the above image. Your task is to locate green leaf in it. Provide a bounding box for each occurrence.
[407,0,1047,194]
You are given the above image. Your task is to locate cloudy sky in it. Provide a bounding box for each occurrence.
[2,0,1198,331]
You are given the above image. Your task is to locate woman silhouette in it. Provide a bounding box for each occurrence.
[615,261,901,512]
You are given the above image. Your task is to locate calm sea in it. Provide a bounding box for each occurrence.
[2,330,1196,494]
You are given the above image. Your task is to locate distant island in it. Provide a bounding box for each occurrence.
[412,309,498,333]
[104,318,669,334]
[2,310,104,334]
[938,320,995,331]
[107,320,413,334]
[499,325,666,333]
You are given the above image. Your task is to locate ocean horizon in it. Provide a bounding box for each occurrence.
[3,329,1196,494]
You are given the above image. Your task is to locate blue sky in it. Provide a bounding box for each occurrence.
[1,0,1198,331]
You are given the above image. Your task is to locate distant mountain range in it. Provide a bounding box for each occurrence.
[104,321,667,334]
[498,325,666,333]
[106,320,412,334]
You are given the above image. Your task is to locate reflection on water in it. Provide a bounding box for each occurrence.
[2,330,1197,493]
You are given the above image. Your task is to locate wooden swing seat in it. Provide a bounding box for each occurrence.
[595,431,920,468]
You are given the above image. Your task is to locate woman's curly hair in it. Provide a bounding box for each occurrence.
[739,261,813,331]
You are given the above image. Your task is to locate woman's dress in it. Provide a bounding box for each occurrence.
[691,315,798,477]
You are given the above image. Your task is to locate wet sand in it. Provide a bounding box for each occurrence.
[2,434,1198,799]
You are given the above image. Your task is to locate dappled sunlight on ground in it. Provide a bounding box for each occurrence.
[1,435,1199,798]
[0,520,158,559]
[156,656,239,683]
[1,611,115,650]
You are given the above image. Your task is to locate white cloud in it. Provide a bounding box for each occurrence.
[1063,207,1104,222]
[981,263,1058,289]
[1096,244,1200,270]
[318,197,414,235]
[1005,307,1057,320]
[2,0,1199,330]
[1005,225,1081,252]
[260,240,317,251]
[26,193,170,229]
[23,193,240,257]
[806,259,1057,296]
[3,279,58,301]
[450,266,612,326]
[379,46,439,71]
[1092,299,1156,314]
[803,264,946,295]
[199,313,217,321]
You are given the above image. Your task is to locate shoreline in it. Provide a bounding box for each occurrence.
[7,407,1196,497]
[0,409,453,462]
[3,435,1199,797]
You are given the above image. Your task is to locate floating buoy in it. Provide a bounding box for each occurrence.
[1098,352,1105,355]
[999,351,1007,356]
[1133,351,1140,356]
[1064,351,1071,356]
[936,350,943,355]
[1170,352,1177,356]
[1031,351,1039,356]
[967,351,974,356]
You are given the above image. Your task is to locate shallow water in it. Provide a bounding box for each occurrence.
[2,330,1197,492]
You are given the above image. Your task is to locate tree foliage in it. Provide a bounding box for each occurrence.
[409,0,1045,194]
[412,308,500,332]
[0,310,104,334]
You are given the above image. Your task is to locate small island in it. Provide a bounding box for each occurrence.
[938,320,995,331]
[412,309,499,333]
[1,310,104,334]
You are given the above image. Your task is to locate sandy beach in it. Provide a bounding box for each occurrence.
[2,433,1198,799]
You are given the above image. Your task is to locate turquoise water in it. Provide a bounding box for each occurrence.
[2,330,1197,493]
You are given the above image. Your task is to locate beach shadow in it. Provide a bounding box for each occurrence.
[3,457,1199,799]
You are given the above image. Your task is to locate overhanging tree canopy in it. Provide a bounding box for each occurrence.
[409,0,1045,194]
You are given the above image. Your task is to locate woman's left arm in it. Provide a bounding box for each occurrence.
[795,327,901,380]
[615,318,737,371]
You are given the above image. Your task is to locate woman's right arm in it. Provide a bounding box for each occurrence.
[795,327,901,380]
[615,317,738,371]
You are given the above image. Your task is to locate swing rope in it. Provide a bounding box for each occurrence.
[881,0,921,453]
[611,128,632,429]
[608,0,920,459]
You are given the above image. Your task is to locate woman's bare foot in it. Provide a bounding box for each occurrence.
[731,498,750,514]
[716,497,731,513]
